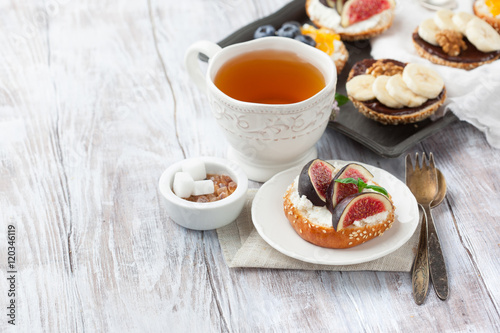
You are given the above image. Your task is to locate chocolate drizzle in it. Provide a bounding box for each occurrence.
[349,59,445,116]
[412,31,500,63]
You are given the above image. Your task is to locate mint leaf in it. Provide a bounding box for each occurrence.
[335,93,349,106]
[334,177,388,196]
[357,178,367,192]
[365,185,388,196]
[334,178,359,185]
[334,177,365,193]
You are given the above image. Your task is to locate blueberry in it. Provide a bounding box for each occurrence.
[295,34,316,47]
[254,25,276,39]
[276,23,301,38]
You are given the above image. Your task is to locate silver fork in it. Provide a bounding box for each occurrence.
[406,153,449,302]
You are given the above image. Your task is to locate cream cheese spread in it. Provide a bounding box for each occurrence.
[332,39,348,61]
[476,0,500,18]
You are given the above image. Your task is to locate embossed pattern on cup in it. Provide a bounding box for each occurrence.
[185,37,337,181]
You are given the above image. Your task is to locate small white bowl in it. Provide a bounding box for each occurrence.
[159,157,248,230]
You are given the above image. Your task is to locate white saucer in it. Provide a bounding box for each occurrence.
[251,160,419,265]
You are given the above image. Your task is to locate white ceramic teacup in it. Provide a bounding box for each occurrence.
[185,37,337,182]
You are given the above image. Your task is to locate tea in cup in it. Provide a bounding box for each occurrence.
[185,37,337,182]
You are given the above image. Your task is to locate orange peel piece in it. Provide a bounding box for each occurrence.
[300,25,340,56]
[486,0,500,16]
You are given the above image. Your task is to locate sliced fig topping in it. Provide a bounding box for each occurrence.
[336,0,349,15]
[298,159,336,206]
[341,0,393,27]
[325,163,374,213]
[319,0,337,8]
[331,192,393,231]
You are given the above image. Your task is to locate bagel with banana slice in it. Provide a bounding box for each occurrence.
[345,59,446,125]
[413,9,500,70]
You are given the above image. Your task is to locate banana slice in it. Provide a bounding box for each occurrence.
[372,75,404,109]
[434,9,458,32]
[386,74,428,108]
[346,74,376,101]
[452,12,474,34]
[402,63,444,99]
[418,18,441,46]
[465,18,500,53]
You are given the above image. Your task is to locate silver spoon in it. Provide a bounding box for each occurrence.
[432,169,447,208]
[412,169,447,305]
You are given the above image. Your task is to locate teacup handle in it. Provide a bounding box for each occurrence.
[184,41,222,93]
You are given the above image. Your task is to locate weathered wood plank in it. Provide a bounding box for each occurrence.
[0,0,499,332]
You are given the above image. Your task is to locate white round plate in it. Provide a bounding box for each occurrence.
[251,160,419,265]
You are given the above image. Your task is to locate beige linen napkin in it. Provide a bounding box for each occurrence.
[216,189,419,272]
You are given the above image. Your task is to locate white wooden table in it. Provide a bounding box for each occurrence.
[1,0,499,331]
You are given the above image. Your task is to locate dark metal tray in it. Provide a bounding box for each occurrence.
[213,0,458,158]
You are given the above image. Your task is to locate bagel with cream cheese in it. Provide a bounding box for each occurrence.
[305,0,396,41]
[282,159,395,249]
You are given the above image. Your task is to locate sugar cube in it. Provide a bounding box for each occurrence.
[173,172,194,198]
[192,180,215,196]
[182,159,206,181]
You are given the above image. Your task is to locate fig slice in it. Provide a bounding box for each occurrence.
[320,0,337,8]
[340,0,393,27]
[325,163,374,213]
[331,192,393,231]
[336,0,349,15]
[298,159,336,206]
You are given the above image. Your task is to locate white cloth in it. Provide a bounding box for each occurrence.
[370,0,500,148]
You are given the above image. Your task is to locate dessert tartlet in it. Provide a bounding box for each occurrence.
[345,59,446,125]
[283,159,395,249]
[474,0,500,33]
[300,24,349,73]
[305,0,396,41]
[413,9,500,70]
